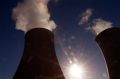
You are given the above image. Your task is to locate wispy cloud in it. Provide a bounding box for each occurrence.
[78,8,113,35]
[79,9,93,25]
[91,18,112,35]
[13,0,56,32]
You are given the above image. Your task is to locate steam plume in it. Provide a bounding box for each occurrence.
[78,8,113,35]
[92,18,112,35]
[79,9,92,25]
[13,0,56,32]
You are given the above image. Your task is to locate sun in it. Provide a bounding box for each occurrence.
[68,63,85,79]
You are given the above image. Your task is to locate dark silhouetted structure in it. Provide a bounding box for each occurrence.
[96,28,120,79]
[13,28,65,79]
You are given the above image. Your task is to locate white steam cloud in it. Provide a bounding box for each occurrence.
[13,0,56,32]
[79,8,113,35]
[79,9,92,25]
[92,18,112,35]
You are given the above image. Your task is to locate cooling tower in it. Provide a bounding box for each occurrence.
[13,28,65,79]
[95,28,120,79]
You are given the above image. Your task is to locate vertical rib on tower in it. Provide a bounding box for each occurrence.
[95,28,120,79]
[13,28,65,79]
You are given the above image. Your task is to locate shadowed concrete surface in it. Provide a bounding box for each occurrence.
[96,28,120,79]
[13,28,65,79]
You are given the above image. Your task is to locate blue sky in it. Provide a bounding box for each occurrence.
[0,0,120,79]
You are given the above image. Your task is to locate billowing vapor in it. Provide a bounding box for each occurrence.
[13,0,56,32]
[79,9,92,25]
[92,19,112,35]
[78,8,113,35]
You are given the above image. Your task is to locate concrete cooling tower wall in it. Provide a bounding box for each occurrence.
[13,28,65,79]
[96,28,120,79]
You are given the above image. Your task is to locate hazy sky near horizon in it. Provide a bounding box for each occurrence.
[0,0,120,79]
